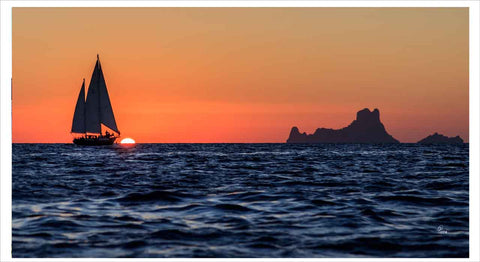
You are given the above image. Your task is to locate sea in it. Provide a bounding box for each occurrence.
[12,143,469,258]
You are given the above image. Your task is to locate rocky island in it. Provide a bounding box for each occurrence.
[287,108,399,143]
[417,133,464,144]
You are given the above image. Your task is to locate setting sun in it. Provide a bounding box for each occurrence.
[120,138,135,144]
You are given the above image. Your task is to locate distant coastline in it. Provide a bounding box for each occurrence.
[287,108,464,144]
[417,133,464,144]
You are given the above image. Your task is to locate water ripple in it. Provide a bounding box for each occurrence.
[12,143,468,257]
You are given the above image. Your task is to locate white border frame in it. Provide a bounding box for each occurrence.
[1,1,479,262]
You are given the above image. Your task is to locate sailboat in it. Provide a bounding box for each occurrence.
[71,55,120,145]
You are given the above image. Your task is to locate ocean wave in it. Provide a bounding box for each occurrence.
[12,143,469,258]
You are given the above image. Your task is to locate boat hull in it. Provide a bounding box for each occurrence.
[73,136,117,146]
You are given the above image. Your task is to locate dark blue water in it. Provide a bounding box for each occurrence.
[12,143,468,258]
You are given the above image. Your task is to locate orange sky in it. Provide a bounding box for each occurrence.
[12,7,469,143]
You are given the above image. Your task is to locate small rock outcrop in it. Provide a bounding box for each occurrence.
[417,133,464,144]
[286,108,399,143]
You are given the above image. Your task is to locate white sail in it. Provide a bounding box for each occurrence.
[84,55,120,134]
[71,79,86,133]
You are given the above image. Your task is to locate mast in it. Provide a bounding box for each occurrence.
[83,78,86,134]
[97,54,102,134]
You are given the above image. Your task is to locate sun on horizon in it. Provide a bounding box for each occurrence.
[120,138,135,144]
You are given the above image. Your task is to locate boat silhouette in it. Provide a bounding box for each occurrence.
[71,55,120,145]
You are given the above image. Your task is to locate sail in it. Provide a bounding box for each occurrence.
[71,79,86,133]
[97,61,120,134]
[84,55,120,134]
[85,59,101,134]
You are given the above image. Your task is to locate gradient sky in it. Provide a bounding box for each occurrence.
[12,7,469,143]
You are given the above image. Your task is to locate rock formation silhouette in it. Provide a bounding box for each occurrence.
[417,133,464,144]
[287,108,399,143]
